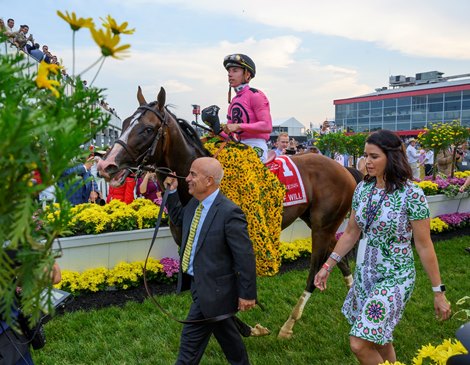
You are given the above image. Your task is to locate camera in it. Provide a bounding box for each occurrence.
[17,310,46,350]
[94,197,106,206]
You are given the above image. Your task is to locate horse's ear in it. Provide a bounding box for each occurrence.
[157,87,166,112]
[137,86,147,106]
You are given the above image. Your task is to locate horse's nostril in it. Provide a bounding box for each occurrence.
[105,164,119,174]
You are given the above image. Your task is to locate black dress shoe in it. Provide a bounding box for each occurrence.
[465,247,470,254]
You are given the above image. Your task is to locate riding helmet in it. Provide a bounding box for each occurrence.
[223,54,256,78]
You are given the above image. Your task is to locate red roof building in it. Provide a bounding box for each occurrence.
[334,71,470,136]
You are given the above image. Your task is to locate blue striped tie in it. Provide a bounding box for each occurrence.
[181,203,203,273]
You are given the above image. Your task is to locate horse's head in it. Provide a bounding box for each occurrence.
[97,87,168,186]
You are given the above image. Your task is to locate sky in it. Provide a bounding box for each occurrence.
[4,0,470,129]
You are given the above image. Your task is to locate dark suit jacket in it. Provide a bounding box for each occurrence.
[59,165,99,206]
[166,191,257,318]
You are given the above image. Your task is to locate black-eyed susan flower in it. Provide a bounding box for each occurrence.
[57,10,94,31]
[101,15,135,35]
[205,139,285,276]
[90,27,130,59]
[35,61,61,98]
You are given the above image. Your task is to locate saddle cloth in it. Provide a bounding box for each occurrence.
[266,155,308,207]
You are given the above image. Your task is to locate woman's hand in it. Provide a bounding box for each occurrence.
[434,294,452,321]
[314,268,330,292]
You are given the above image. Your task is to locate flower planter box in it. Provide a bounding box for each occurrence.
[56,191,470,273]
[53,227,178,272]
[55,219,313,272]
[427,193,470,218]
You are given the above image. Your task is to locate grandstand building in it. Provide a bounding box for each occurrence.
[334,71,470,136]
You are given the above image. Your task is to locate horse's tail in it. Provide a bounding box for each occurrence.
[345,166,363,185]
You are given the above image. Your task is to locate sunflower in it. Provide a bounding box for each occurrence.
[35,61,61,98]
[57,10,94,31]
[101,15,135,35]
[90,27,130,59]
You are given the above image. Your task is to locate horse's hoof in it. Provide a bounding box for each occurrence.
[250,323,270,337]
[277,328,293,339]
[344,274,354,289]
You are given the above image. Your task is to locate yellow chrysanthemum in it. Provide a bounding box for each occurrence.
[35,61,61,98]
[279,238,311,262]
[430,217,449,234]
[90,27,130,59]
[57,10,94,31]
[101,15,135,35]
[416,181,439,196]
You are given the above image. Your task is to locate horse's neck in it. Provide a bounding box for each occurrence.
[156,117,204,205]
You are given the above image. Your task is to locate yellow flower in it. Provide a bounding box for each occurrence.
[90,27,130,59]
[101,15,135,35]
[204,140,285,276]
[35,61,61,98]
[57,10,94,31]
[430,217,449,233]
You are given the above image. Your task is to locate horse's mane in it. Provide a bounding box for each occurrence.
[165,106,211,157]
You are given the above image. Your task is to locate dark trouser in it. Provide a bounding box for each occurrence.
[175,285,249,365]
[424,164,433,177]
[0,328,34,365]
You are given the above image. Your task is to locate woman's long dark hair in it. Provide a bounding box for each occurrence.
[363,130,413,193]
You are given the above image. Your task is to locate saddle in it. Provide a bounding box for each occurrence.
[265,150,276,165]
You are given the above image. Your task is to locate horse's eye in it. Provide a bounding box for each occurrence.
[145,127,154,134]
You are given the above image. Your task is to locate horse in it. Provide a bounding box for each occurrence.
[97,87,362,339]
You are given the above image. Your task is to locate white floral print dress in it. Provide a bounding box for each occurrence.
[341,180,430,345]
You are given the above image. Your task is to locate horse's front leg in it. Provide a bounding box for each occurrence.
[278,231,331,339]
[277,289,313,339]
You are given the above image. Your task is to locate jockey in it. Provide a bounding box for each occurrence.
[202,53,273,162]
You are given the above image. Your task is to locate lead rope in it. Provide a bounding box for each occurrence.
[142,184,236,324]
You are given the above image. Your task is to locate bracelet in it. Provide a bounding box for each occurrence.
[322,263,332,273]
[329,252,342,263]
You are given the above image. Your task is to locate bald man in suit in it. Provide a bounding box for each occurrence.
[164,157,257,365]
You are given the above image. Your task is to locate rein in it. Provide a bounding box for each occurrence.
[115,103,258,324]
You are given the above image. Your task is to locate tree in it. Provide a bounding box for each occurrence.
[344,133,368,168]
[315,131,347,158]
[417,121,470,178]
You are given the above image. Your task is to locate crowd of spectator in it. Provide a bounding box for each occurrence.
[269,132,315,156]
[403,137,469,178]
[36,147,164,210]
[1,17,60,66]
[1,16,119,117]
[100,99,119,118]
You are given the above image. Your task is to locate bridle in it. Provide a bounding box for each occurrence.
[114,104,168,171]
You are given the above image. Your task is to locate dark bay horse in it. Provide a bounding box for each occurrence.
[97,87,361,338]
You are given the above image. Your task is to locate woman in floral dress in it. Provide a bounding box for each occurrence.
[314,130,451,365]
